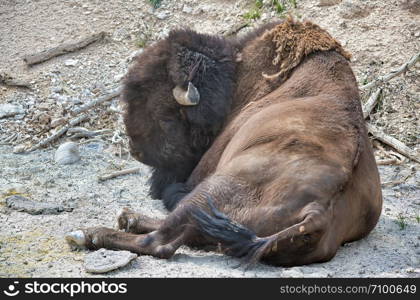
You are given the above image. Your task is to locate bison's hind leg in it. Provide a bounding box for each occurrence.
[191,197,337,266]
[254,204,337,266]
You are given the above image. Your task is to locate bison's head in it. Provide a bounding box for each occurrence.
[122,29,236,196]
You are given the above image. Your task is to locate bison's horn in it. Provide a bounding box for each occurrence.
[172,82,200,106]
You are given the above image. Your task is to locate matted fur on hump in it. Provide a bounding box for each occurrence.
[262,17,351,80]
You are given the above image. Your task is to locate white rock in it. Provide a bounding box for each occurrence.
[13,144,26,154]
[84,249,137,273]
[54,142,81,165]
[182,5,192,14]
[113,73,125,82]
[155,11,169,20]
[128,49,144,62]
[0,104,24,119]
[50,117,66,128]
[64,59,78,67]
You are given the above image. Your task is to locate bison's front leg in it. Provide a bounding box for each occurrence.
[66,206,196,259]
[116,208,163,234]
[66,226,192,259]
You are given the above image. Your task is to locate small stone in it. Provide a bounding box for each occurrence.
[0,104,24,119]
[52,86,63,93]
[113,73,125,82]
[128,49,144,62]
[182,5,192,14]
[35,112,51,125]
[14,114,25,120]
[84,249,137,274]
[54,142,81,165]
[155,11,169,20]
[50,117,66,128]
[64,59,78,67]
[12,144,26,154]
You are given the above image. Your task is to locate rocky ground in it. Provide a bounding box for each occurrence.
[0,0,419,277]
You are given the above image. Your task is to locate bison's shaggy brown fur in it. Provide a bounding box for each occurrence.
[262,19,351,80]
[68,18,382,267]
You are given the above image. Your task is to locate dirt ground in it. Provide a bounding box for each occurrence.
[0,0,419,277]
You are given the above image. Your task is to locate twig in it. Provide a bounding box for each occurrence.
[0,73,31,88]
[78,138,104,145]
[376,158,399,165]
[98,167,140,182]
[23,32,106,66]
[71,87,121,115]
[388,150,406,162]
[67,127,112,139]
[361,52,420,90]
[25,114,88,152]
[381,179,406,187]
[362,88,382,118]
[222,22,249,36]
[0,133,18,145]
[381,173,411,186]
[367,123,419,163]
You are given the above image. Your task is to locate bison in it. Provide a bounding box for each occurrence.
[66,18,382,267]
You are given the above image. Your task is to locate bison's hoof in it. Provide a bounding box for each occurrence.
[116,208,138,233]
[65,230,87,250]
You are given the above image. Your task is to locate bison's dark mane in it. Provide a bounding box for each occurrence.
[122,28,236,210]
[167,29,237,133]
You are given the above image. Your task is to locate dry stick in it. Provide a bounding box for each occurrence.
[361,52,420,90]
[66,127,112,138]
[71,87,121,115]
[362,88,382,119]
[376,158,399,166]
[98,167,140,182]
[388,150,406,162]
[0,133,18,145]
[25,114,88,152]
[23,32,106,66]
[222,22,249,36]
[0,74,31,88]
[366,123,420,164]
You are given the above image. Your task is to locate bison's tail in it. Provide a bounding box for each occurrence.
[190,195,276,265]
